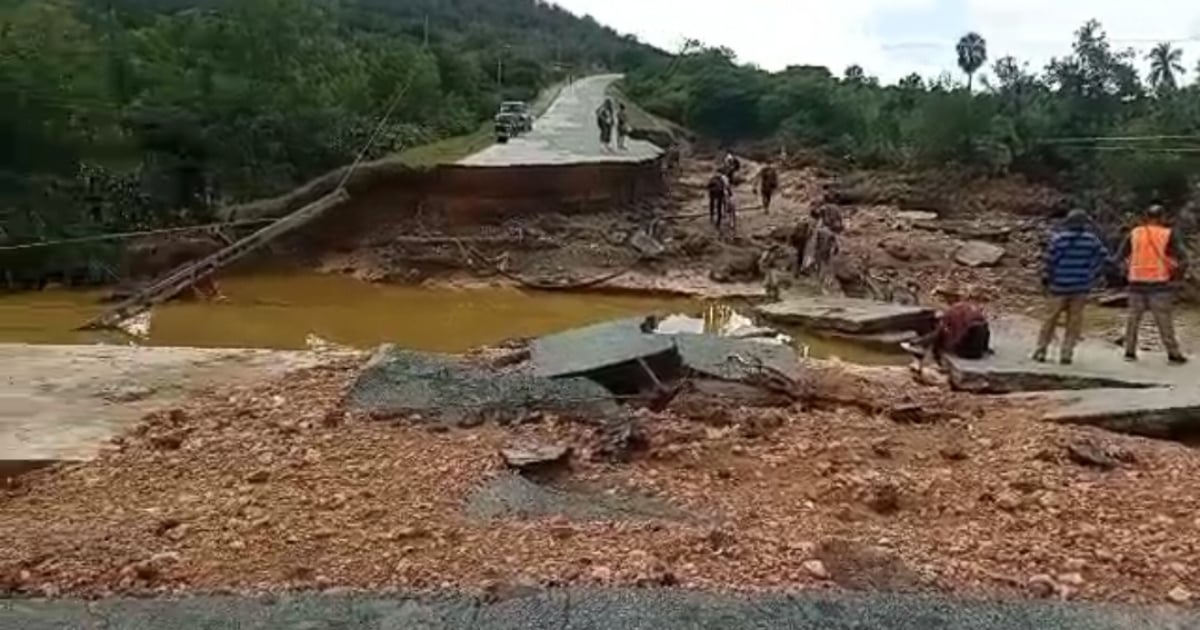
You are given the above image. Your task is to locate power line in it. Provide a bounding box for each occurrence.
[0,218,275,252]
[883,35,1200,52]
[1038,134,1200,144]
[1086,146,1200,154]
[336,64,421,189]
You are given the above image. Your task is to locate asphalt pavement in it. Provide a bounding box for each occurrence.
[4,589,1196,629]
[459,74,662,167]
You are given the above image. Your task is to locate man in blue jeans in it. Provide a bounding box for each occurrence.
[1033,209,1109,365]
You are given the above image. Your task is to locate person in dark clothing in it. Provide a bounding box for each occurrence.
[758,165,779,213]
[1117,205,1189,363]
[910,290,990,378]
[596,99,614,148]
[1033,209,1109,365]
[707,174,729,229]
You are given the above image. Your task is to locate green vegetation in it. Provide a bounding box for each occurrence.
[0,0,662,286]
[626,20,1200,217]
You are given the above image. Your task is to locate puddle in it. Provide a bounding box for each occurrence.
[0,273,905,364]
[655,303,903,366]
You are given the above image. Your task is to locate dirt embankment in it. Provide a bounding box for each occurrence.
[2,355,1198,605]
[294,146,1072,312]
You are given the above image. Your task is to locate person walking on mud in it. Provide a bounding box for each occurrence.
[757,164,779,213]
[1032,209,1109,365]
[596,99,615,149]
[616,103,630,150]
[1118,205,1189,364]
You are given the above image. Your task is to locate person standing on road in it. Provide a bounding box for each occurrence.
[1032,209,1109,365]
[757,164,779,213]
[1118,205,1189,364]
[596,99,614,149]
[616,103,630,150]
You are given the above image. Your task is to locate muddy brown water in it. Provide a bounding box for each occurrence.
[0,273,901,363]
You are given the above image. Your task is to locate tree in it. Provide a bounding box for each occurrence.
[897,73,925,91]
[843,65,866,84]
[956,32,987,92]
[1147,42,1185,94]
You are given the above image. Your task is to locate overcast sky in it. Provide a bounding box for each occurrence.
[552,0,1200,84]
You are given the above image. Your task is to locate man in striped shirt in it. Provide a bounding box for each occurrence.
[1033,209,1110,365]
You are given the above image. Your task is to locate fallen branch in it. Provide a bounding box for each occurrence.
[455,239,636,291]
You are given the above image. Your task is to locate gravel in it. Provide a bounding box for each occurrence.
[2,358,1200,608]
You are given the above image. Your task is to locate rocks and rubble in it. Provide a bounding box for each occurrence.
[347,345,620,426]
[3,324,1200,606]
[954,240,1007,268]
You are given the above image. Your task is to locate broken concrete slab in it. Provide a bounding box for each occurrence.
[670,334,801,382]
[954,240,1006,267]
[1040,388,1200,440]
[950,315,1200,440]
[531,318,682,393]
[949,361,1163,394]
[945,316,1182,394]
[348,345,619,426]
[531,318,677,378]
[755,297,935,335]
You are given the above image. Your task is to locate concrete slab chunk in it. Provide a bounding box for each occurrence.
[670,334,800,382]
[945,316,1181,394]
[531,318,678,379]
[755,297,935,334]
[1041,388,1200,439]
[348,346,618,425]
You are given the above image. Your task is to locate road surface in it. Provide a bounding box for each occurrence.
[0,344,339,474]
[459,74,662,167]
[4,589,1194,629]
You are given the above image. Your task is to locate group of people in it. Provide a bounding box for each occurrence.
[706,153,781,234]
[1035,204,1187,365]
[595,98,629,151]
[913,204,1189,375]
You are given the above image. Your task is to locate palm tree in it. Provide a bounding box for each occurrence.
[956,32,988,91]
[1147,42,1185,93]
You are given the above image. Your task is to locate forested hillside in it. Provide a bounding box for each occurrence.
[626,22,1200,216]
[0,0,662,285]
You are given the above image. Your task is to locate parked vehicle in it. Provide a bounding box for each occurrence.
[494,100,533,143]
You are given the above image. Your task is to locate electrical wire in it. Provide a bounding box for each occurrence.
[1037,134,1200,144]
[0,218,275,252]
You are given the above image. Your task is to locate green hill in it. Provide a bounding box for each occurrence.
[0,0,664,285]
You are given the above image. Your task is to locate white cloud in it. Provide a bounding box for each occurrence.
[552,0,1200,84]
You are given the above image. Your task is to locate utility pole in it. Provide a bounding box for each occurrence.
[496,44,511,88]
[422,14,429,49]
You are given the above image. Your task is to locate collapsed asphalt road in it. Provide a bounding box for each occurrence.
[5,589,1195,629]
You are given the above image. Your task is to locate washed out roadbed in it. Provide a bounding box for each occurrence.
[1,355,1199,607]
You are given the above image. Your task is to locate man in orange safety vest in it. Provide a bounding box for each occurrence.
[1117,205,1188,364]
